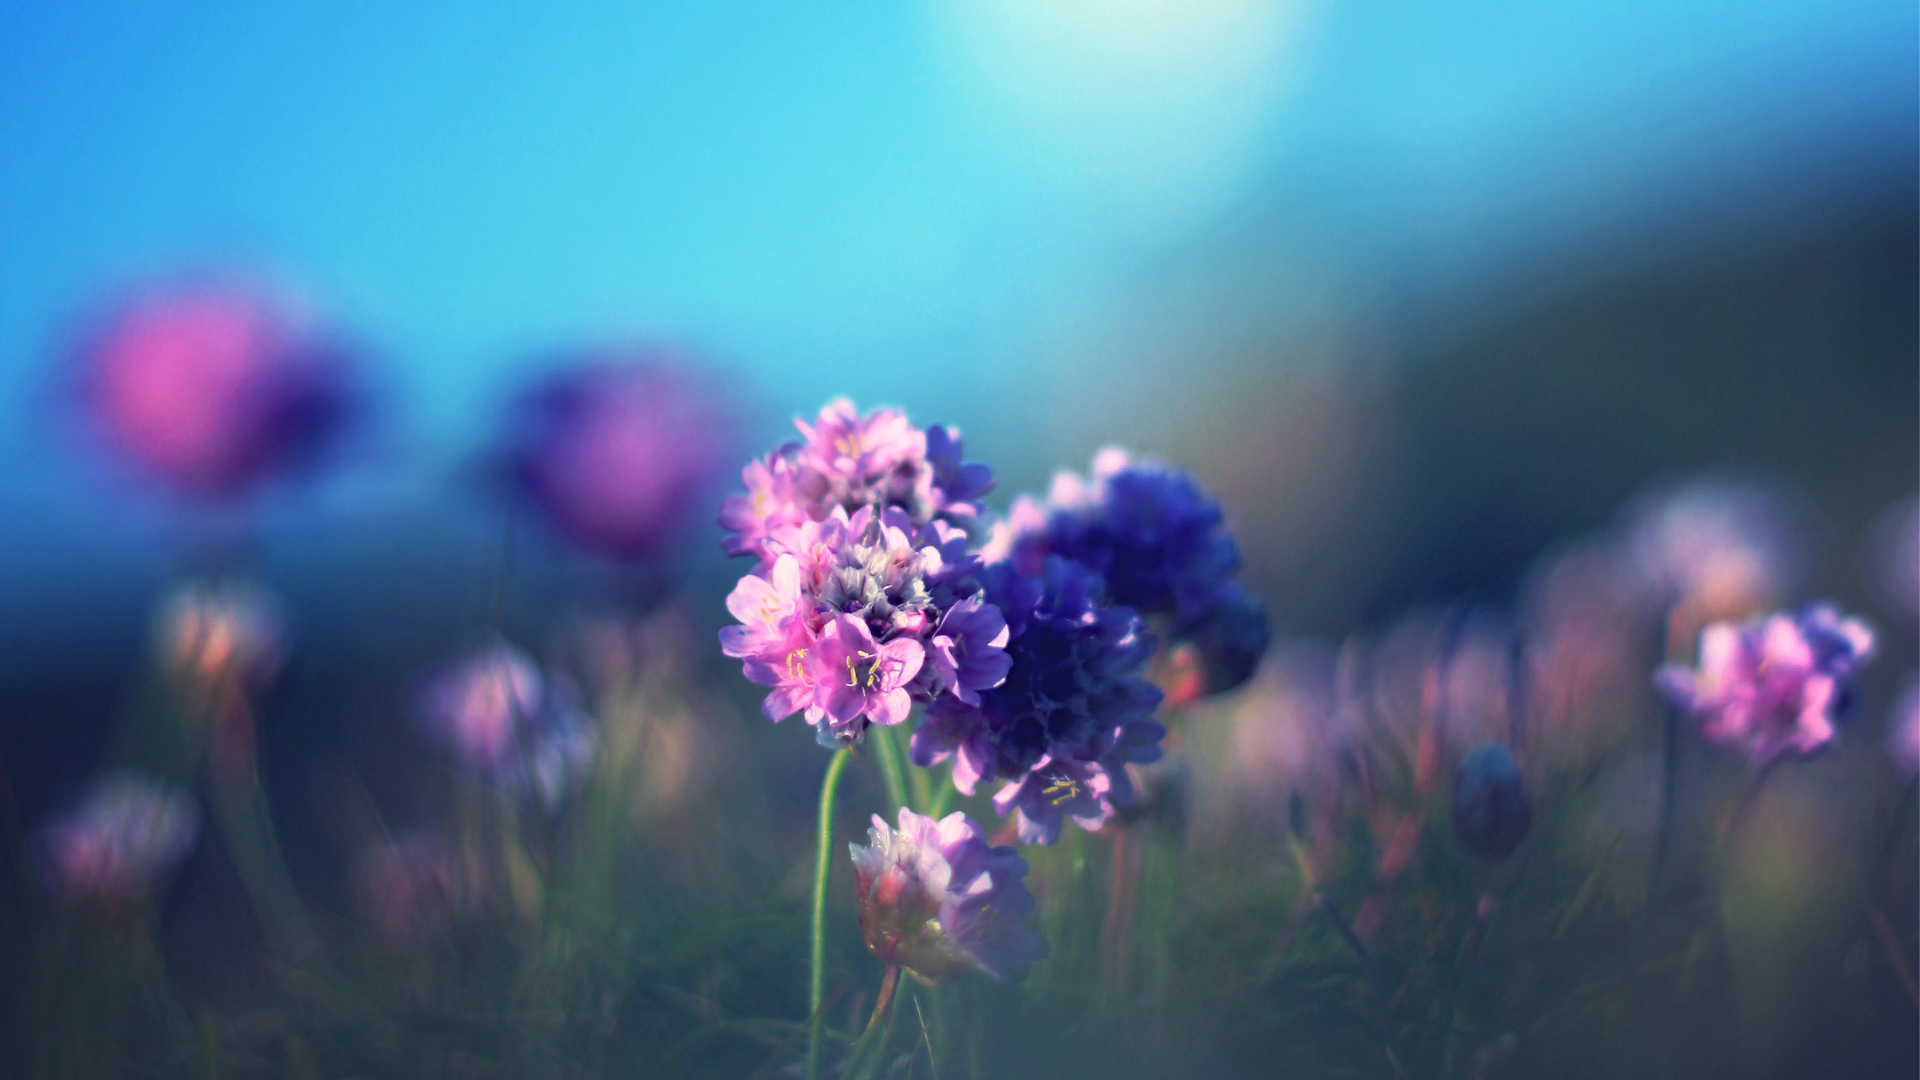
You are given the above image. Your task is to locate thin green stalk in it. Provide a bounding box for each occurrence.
[807,748,854,1080]
[873,727,910,819]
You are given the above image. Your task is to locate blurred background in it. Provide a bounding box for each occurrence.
[0,0,1914,1077]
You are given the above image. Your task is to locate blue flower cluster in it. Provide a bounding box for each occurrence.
[911,559,1167,843]
[986,447,1270,696]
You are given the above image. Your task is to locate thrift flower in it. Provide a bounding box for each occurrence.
[1452,744,1532,860]
[985,447,1267,695]
[420,640,598,810]
[849,807,1048,983]
[503,354,733,561]
[71,280,355,501]
[911,558,1166,844]
[39,772,198,904]
[720,405,1008,748]
[807,614,925,738]
[1657,604,1875,766]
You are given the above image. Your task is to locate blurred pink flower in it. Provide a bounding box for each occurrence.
[72,280,354,501]
[1658,605,1875,766]
[39,772,198,905]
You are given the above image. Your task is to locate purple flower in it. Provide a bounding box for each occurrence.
[984,447,1268,697]
[719,399,992,568]
[1452,743,1532,860]
[807,614,925,741]
[504,354,734,561]
[911,558,1166,844]
[419,640,598,809]
[1657,604,1876,766]
[70,280,355,502]
[988,448,1240,620]
[38,772,198,904]
[929,595,1013,706]
[848,807,1048,983]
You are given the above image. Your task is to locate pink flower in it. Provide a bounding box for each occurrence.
[807,615,925,737]
[1658,605,1875,766]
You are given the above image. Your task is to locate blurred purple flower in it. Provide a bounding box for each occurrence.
[419,640,598,809]
[505,354,734,561]
[1657,605,1875,766]
[71,280,354,501]
[39,772,198,904]
[849,807,1048,983]
[1452,743,1532,860]
[911,558,1165,844]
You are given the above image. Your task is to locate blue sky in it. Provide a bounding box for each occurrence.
[0,0,1911,547]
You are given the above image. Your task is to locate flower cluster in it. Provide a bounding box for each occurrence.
[1657,604,1876,766]
[719,401,1008,747]
[848,807,1047,983]
[419,640,598,810]
[719,403,1266,844]
[912,559,1167,844]
[38,772,199,905]
[985,447,1268,695]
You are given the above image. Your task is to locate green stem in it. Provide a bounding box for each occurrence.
[872,727,910,821]
[806,748,853,1080]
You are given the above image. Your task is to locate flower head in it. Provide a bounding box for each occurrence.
[419,640,598,809]
[504,354,733,561]
[39,772,198,905]
[721,407,1007,748]
[849,807,1048,983]
[1657,604,1876,766]
[71,280,355,501]
[911,558,1165,843]
[985,448,1267,696]
[1451,743,1532,860]
[720,399,992,568]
